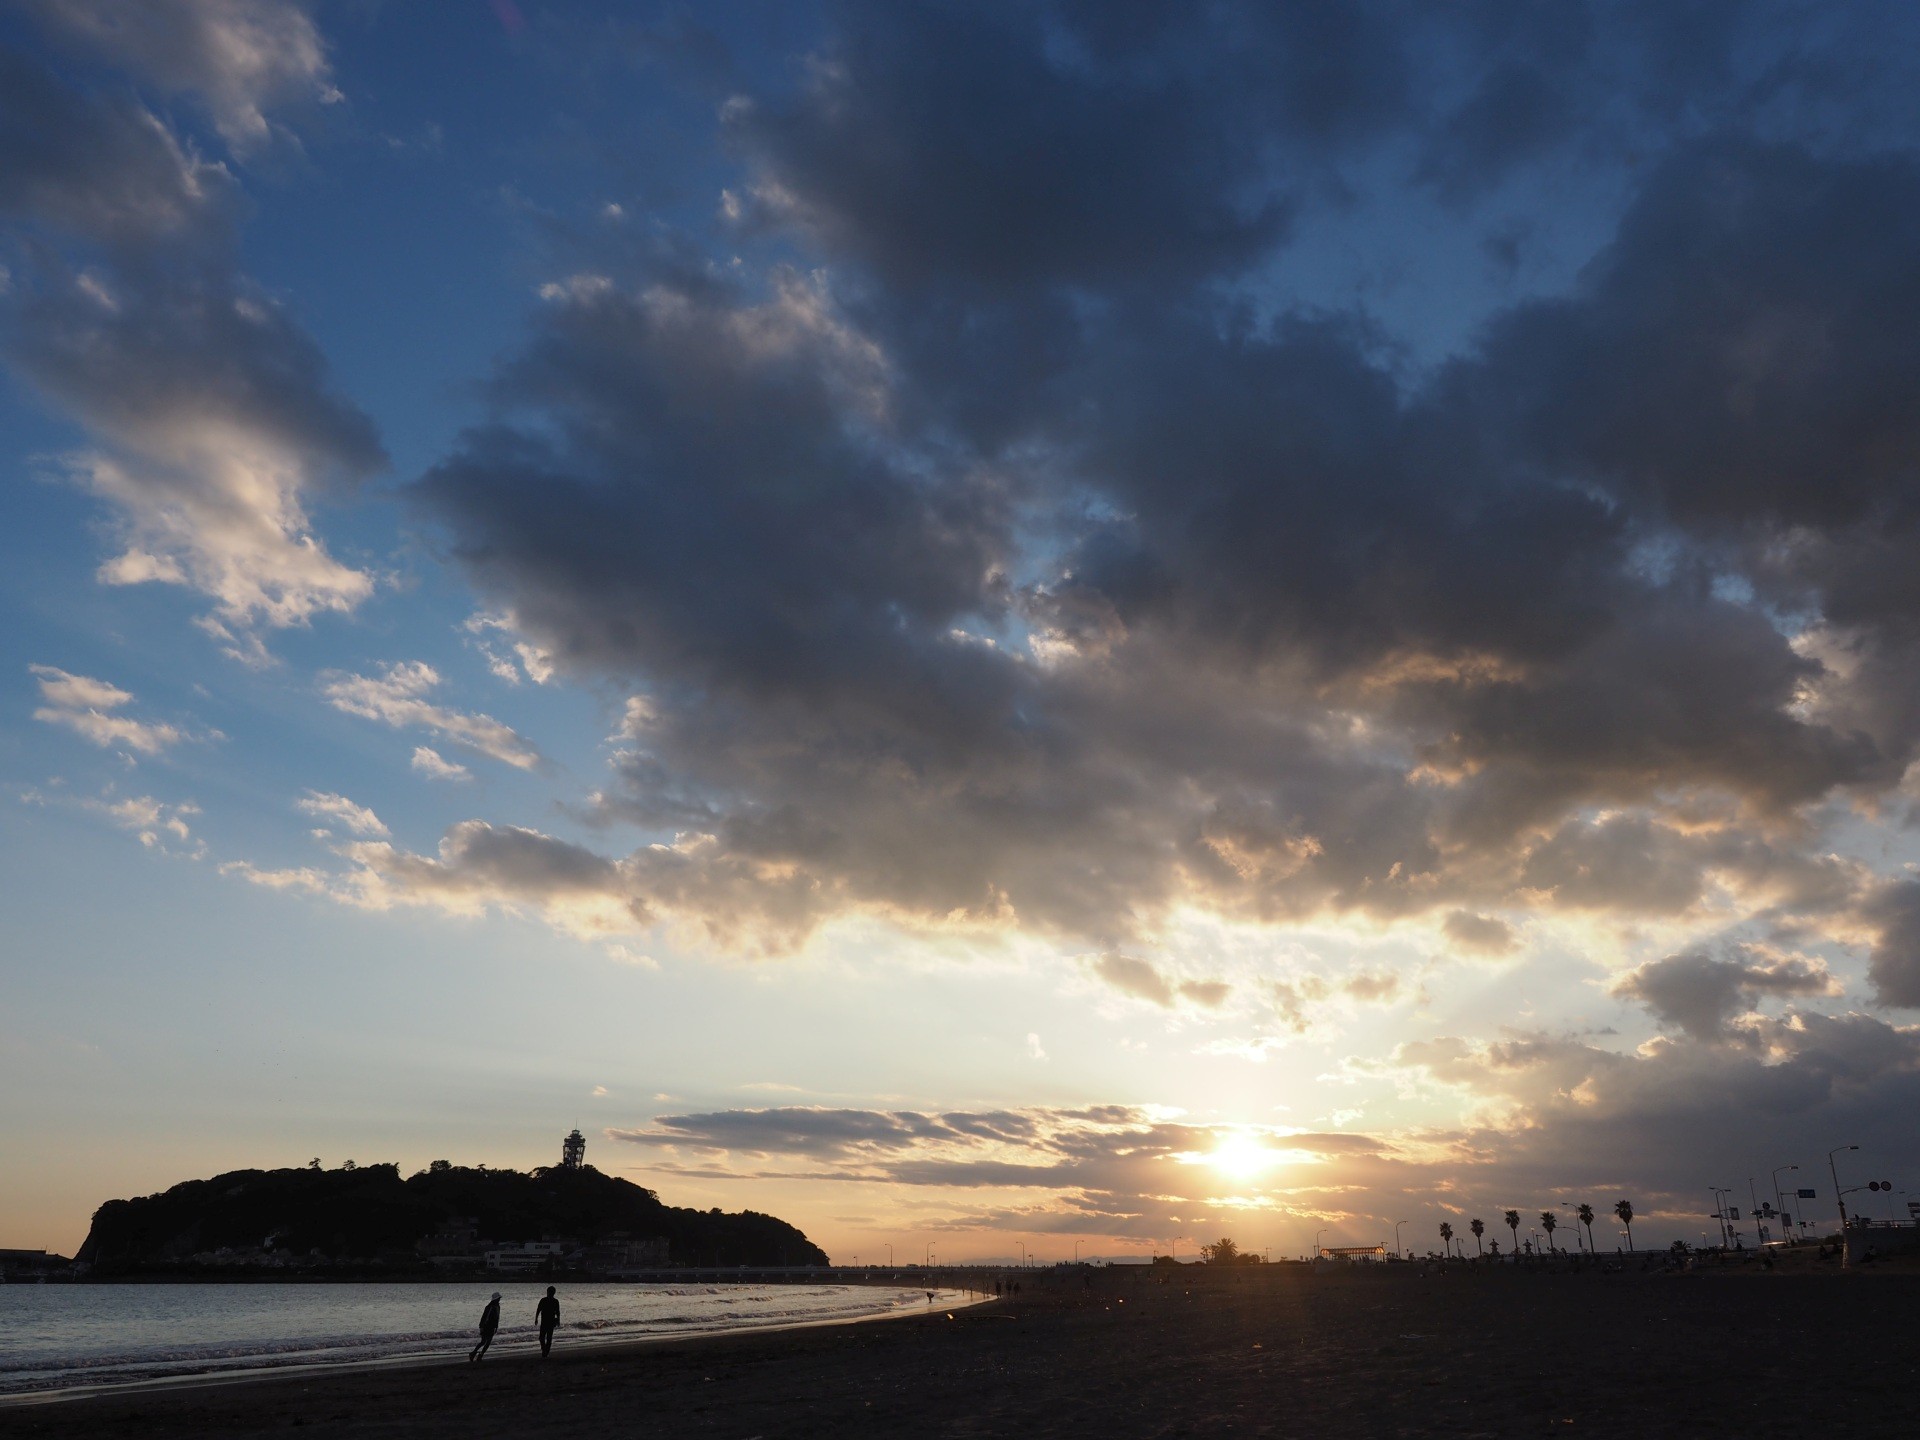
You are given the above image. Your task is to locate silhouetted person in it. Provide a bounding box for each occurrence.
[469,1292,502,1362]
[535,1286,561,1357]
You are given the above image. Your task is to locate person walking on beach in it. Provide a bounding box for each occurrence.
[470,1292,502,1362]
[535,1286,561,1358]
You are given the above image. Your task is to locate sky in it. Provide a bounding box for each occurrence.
[7,0,1920,1265]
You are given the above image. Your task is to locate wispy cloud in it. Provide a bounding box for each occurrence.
[29,664,191,757]
[295,789,388,838]
[22,784,204,856]
[321,662,539,770]
[409,746,471,782]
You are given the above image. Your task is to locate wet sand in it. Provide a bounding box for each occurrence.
[10,1262,1917,1438]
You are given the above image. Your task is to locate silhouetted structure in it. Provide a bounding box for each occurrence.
[561,1128,586,1169]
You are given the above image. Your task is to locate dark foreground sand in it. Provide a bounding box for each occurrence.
[10,1263,1918,1438]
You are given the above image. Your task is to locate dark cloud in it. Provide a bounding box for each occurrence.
[1610,947,1840,1040]
[723,1,1416,296]
[0,44,233,248]
[1087,954,1228,1009]
[1864,880,1920,1009]
[1442,910,1517,956]
[1387,1010,1920,1232]
[395,6,1920,964]
[1481,140,1920,539]
[1414,59,1574,204]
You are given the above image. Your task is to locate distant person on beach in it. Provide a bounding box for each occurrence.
[536,1286,561,1357]
[470,1292,502,1362]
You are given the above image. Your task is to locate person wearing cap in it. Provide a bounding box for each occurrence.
[469,1291,503,1362]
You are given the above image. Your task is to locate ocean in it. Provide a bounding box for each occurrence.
[0,1280,961,1401]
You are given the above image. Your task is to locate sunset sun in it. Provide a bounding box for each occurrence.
[1207,1133,1280,1184]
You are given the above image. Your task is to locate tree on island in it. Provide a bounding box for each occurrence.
[1539,1212,1558,1252]
[1577,1203,1596,1252]
[1614,1199,1635,1251]
[1439,1221,1454,1257]
[1469,1218,1484,1256]
[1505,1210,1520,1255]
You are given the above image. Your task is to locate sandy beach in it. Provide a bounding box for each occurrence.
[8,1261,1916,1438]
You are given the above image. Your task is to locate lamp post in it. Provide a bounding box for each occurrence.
[1394,1220,1408,1259]
[1559,1209,1584,1253]
[1017,1240,1027,1268]
[1709,1187,1732,1248]
[1314,1228,1327,1259]
[1772,1165,1800,1245]
[1073,1240,1081,1263]
[885,1244,893,1268]
[1747,1178,1767,1248]
[1829,1145,1860,1235]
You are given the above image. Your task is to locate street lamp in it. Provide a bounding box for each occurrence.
[1314,1228,1327,1258]
[1073,1240,1081,1263]
[1394,1220,1408,1259]
[1559,1209,1585,1253]
[1709,1187,1733,1249]
[1017,1240,1027,1268]
[1772,1165,1800,1245]
[885,1244,893,1268]
[1829,1146,1860,1239]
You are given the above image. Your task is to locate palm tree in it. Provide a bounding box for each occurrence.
[1439,1221,1454,1257]
[1577,1203,1596,1252]
[1539,1211,1558,1253]
[1614,1199,1635,1252]
[1469,1218,1485,1256]
[1505,1209,1521,1256]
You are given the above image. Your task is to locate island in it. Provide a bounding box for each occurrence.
[74,1151,827,1278]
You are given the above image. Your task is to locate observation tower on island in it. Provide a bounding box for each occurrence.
[561,1128,586,1169]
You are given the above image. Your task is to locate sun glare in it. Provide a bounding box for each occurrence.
[1207,1132,1280,1183]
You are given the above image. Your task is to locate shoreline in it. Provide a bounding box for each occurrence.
[12,1265,1919,1439]
[0,1284,985,1410]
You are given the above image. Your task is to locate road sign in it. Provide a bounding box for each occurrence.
[1798,1188,1817,1199]
[1728,1208,1741,1220]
